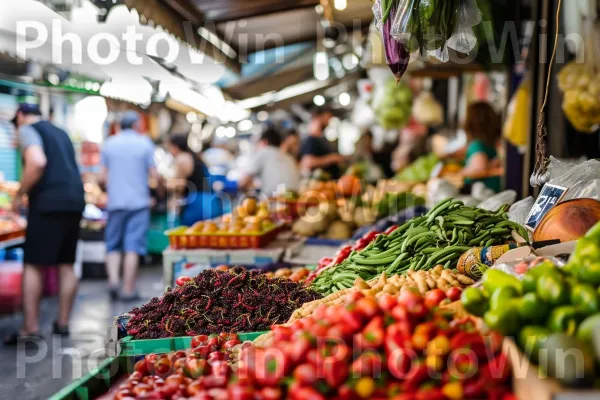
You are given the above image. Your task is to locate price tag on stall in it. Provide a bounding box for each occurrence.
[524,183,569,231]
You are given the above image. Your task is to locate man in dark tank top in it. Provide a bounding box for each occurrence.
[5,103,84,345]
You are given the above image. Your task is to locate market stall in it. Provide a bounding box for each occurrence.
[1,0,599,397]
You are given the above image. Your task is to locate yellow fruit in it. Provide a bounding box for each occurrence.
[241,197,258,216]
[442,382,464,400]
[427,335,451,356]
[354,377,375,399]
[426,354,445,372]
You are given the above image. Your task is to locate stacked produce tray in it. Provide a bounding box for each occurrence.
[165,224,281,250]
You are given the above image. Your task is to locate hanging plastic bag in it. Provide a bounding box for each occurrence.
[374,0,411,82]
[503,76,531,150]
[558,20,600,133]
[447,0,481,54]
[547,157,600,200]
[389,0,481,62]
[390,0,420,46]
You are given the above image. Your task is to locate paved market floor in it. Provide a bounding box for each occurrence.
[0,266,165,400]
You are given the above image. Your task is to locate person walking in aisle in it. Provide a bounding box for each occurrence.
[101,111,157,301]
[5,104,85,344]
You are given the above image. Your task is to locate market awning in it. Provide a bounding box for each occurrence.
[123,0,372,68]
[0,0,109,81]
[123,0,241,74]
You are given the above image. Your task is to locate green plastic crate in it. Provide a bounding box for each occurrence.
[119,331,268,356]
[51,332,269,399]
[49,356,124,400]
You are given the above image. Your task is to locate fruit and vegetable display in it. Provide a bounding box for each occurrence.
[373,79,413,130]
[292,202,356,240]
[118,290,514,399]
[126,268,322,339]
[305,229,391,284]
[180,292,512,400]
[265,267,312,283]
[166,198,281,249]
[189,198,275,235]
[312,200,527,295]
[293,269,470,323]
[460,222,600,388]
[395,154,439,183]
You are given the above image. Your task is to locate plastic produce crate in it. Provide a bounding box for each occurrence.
[119,331,268,356]
[52,332,269,399]
[165,224,281,250]
[49,356,123,400]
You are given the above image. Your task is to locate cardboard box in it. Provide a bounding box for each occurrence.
[494,241,576,266]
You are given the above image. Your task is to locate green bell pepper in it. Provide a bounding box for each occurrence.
[570,284,600,316]
[548,306,581,335]
[518,325,551,363]
[577,258,600,287]
[537,273,570,306]
[461,287,489,317]
[570,222,600,284]
[576,313,600,344]
[482,269,522,296]
[490,286,520,311]
[484,304,520,336]
[521,262,560,294]
[519,293,550,324]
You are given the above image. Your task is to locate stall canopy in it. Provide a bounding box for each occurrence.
[122,0,373,107]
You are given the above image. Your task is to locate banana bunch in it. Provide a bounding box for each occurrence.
[558,62,600,133]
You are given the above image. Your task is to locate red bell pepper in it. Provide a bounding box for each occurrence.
[481,353,511,384]
[362,230,379,242]
[384,225,399,235]
[486,387,512,400]
[462,375,486,398]
[415,387,445,400]
[450,332,488,359]
[350,351,383,377]
[385,322,412,354]
[355,316,385,351]
[402,360,429,390]
[333,246,352,265]
[323,356,348,389]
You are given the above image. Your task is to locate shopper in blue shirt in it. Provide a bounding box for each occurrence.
[101,111,157,301]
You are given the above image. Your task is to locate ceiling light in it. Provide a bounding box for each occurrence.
[238,119,253,131]
[313,52,330,81]
[339,92,351,106]
[257,111,269,121]
[215,126,227,138]
[334,0,347,11]
[313,95,326,107]
[225,127,236,138]
[342,53,359,70]
[186,112,198,123]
